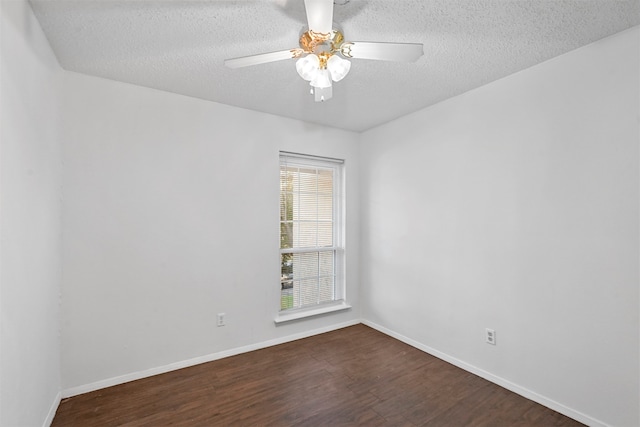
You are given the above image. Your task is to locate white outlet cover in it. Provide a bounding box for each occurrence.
[486,328,496,345]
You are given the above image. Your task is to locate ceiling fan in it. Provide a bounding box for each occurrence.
[224,0,424,102]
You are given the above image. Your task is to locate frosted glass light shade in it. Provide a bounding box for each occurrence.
[296,54,320,81]
[327,55,351,82]
[310,68,332,88]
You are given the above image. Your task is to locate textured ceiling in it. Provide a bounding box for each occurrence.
[30,0,639,132]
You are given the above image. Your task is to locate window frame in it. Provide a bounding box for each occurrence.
[276,152,349,322]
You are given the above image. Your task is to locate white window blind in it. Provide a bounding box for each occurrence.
[279,152,344,311]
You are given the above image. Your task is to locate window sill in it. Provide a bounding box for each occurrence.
[274,301,352,324]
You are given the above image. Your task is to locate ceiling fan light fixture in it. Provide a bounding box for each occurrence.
[225,0,424,102]
[296,54,320,81]
[327,54,351,82]
[310,68,332,89]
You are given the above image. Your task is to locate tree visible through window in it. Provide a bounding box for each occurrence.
[279,153,344,311]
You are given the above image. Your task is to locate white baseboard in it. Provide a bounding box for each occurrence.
[43,391,61,427]
[61,319,360,398]
[362,320,608,427]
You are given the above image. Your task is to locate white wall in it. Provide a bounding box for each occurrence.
[360,27,639,427]
[60,72,361,391]
[0,0,63,425]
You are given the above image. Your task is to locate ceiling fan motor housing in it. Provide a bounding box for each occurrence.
[299,27,345,67]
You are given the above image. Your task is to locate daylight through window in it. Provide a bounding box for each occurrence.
[279,153,344,311]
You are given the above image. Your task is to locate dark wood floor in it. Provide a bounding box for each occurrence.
[52,324,584,426]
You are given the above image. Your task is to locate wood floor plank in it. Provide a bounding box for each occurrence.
[52,324,585,426]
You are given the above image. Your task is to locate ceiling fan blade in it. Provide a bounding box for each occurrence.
[304,0,334,34]
[225,48,304,69]
[341,42,424,62]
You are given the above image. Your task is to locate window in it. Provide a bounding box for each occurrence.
[279,152,344,312]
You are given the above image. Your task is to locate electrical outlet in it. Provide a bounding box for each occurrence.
[217,313,226,327]
[485,328,496,345]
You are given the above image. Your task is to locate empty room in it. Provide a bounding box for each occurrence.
[1,0,638,426]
